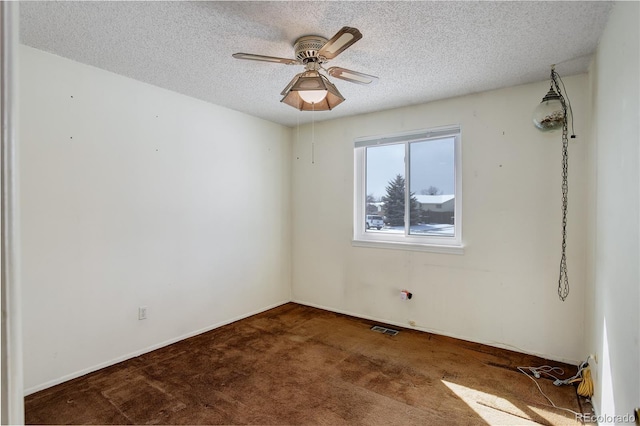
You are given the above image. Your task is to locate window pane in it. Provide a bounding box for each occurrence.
[365,144,404,233]
[409,137,455,236]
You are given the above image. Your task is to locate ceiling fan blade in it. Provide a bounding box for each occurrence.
[327,67,378,85]
[317,27,362,60]
[232,53,298,65]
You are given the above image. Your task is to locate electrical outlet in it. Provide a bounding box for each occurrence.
[138,306,148,320]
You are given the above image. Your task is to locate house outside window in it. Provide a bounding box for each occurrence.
[353,126,463,254]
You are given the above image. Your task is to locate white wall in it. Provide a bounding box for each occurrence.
[19,46,292,393]
[291,75,590,363]
[586,1,639,422]
[2,2,25,423]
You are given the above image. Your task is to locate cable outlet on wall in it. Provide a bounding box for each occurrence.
[138,306,148,320]
[408,320,416,327]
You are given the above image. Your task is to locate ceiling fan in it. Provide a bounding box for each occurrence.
[232,27,378,111]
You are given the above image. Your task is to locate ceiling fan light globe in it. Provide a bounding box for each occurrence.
[280,68,345,111]
[299,90,328,104]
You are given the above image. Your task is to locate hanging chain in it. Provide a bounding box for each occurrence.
[311,101,315,164]
[551,68,570,301]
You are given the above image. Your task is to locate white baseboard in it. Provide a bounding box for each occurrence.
[291,299,580,366]
[26,298,580,396]
[24,300,290,396]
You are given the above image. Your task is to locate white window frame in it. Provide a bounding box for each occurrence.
[353,125,463,254]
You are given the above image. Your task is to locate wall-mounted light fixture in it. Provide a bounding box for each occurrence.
[533,65,575,134]
[534,65,576,302]
[533,86,564,131]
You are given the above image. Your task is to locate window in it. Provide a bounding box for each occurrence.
[353,126,462,253]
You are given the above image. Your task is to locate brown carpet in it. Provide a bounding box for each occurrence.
[25,303,592,425]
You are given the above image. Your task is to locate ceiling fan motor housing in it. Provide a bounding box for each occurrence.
[294,36,328,63]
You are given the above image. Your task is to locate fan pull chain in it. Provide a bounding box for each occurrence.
[311,102,315,164]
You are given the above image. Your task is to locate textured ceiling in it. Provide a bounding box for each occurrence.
[20,1,613,127]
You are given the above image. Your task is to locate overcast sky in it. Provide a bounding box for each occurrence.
[366,137,455,199]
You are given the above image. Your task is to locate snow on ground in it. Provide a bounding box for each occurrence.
[367,223,454,235]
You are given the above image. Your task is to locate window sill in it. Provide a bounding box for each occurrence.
[352,239,465,255]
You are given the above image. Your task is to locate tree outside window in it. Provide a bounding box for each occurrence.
[381,174,419,226]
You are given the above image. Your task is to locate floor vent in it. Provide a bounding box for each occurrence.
[370,325,399,336]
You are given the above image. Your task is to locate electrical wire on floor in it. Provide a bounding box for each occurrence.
[517,356,595,417]
[517,365,581,416]
[552,358,594,398]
